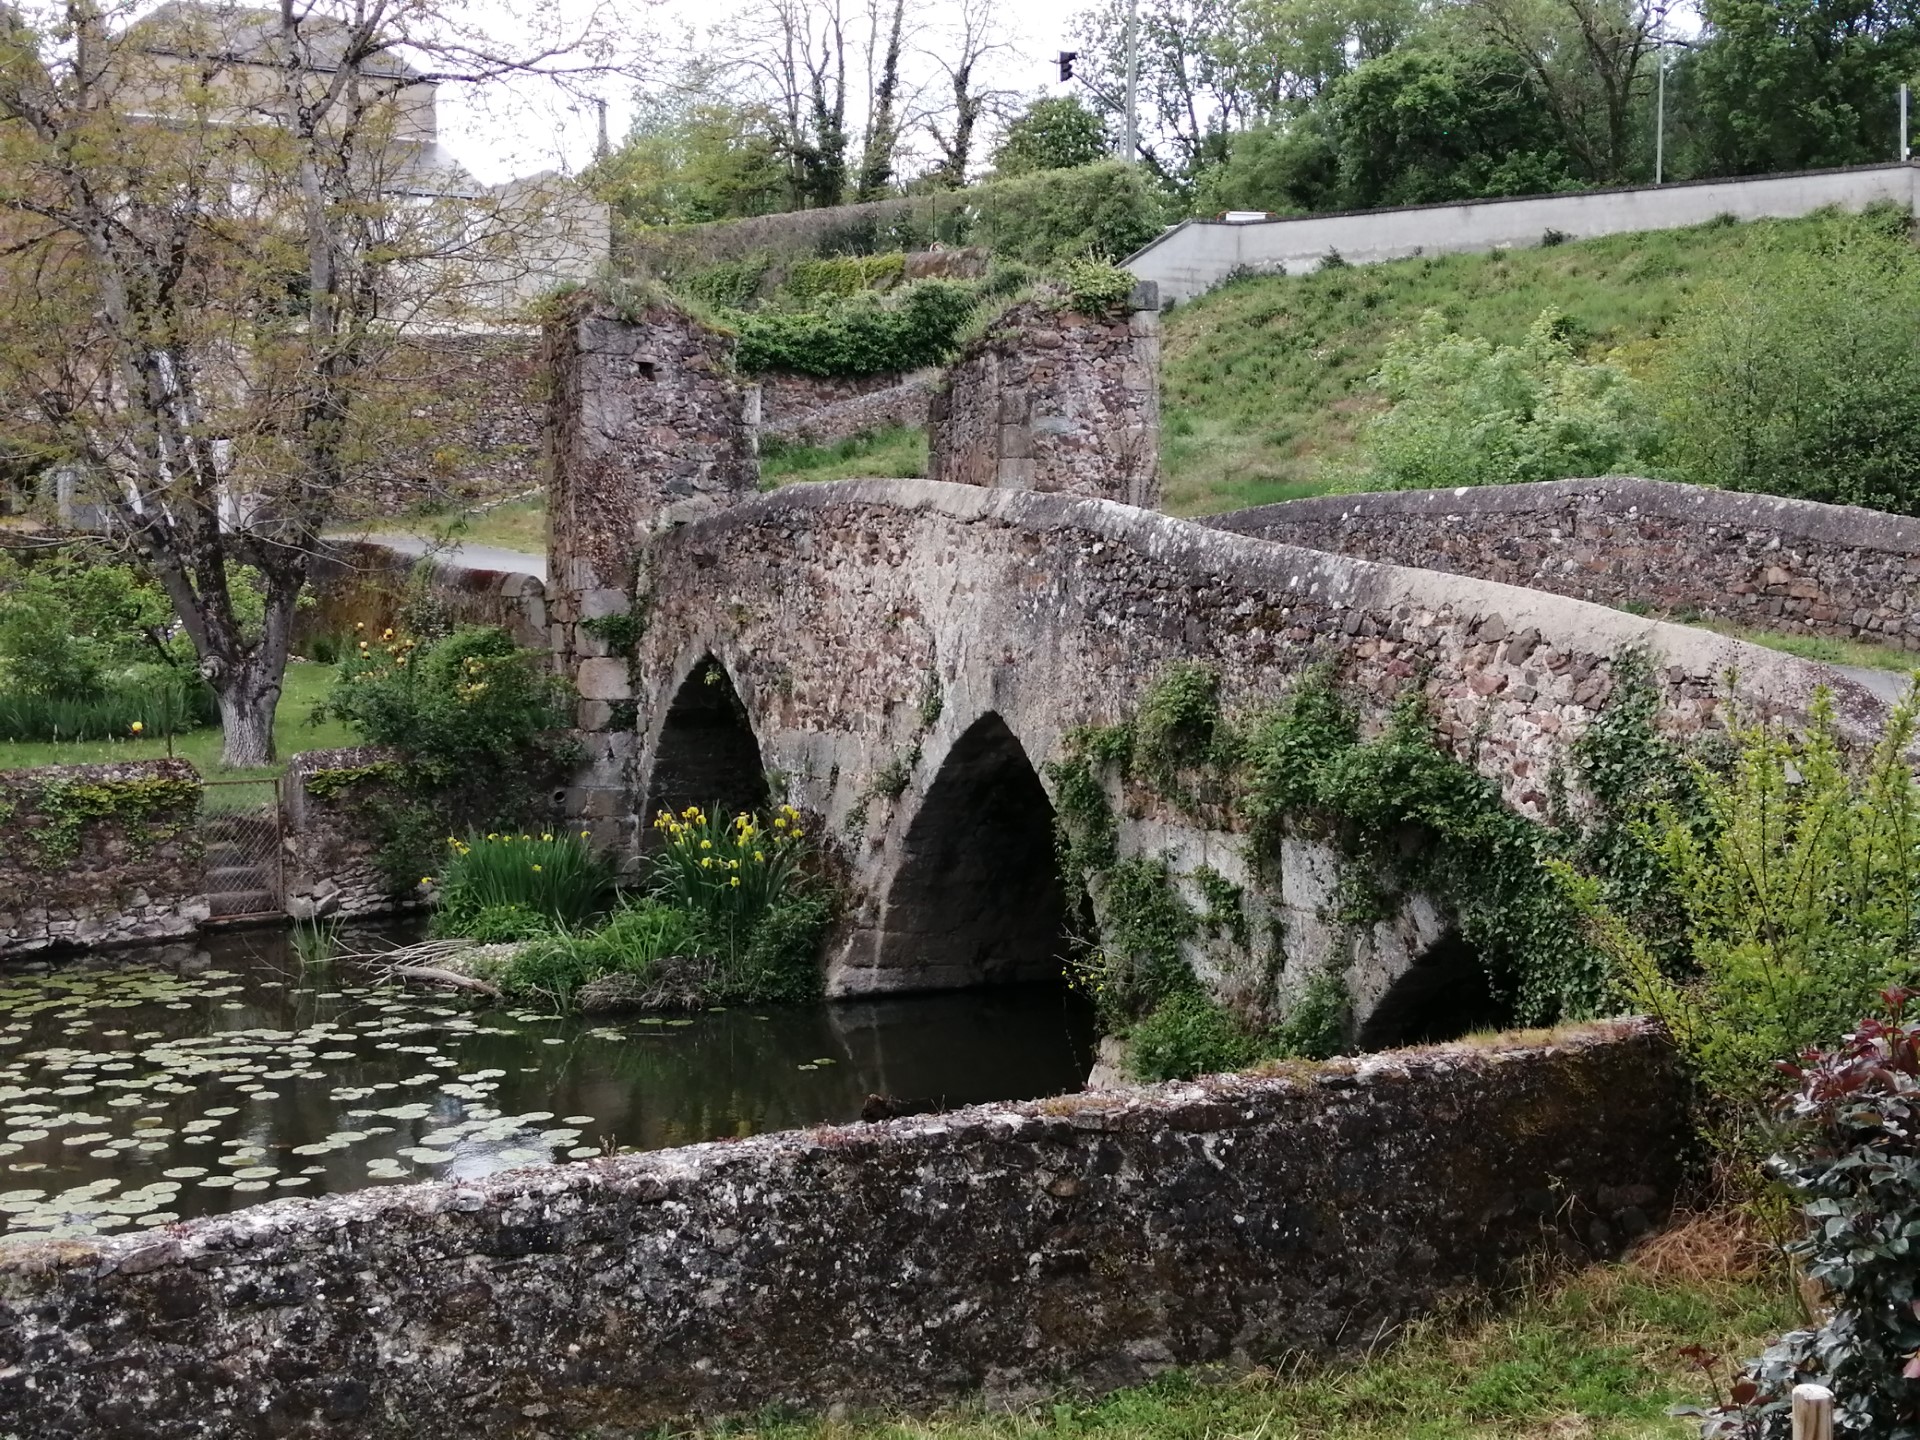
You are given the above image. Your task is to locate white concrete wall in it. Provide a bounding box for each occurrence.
[1128,163,1920,304]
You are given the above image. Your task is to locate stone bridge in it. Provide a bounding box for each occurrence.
[538,296,1888,1041]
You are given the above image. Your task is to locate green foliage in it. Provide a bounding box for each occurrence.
[679,257,770,309]
[301,761,401,801]
[1589,686,1920,1113]
[1659,220,1920,515]
[1089,855,1201,1021]
[320,626,578,889]
[783,252,905,305]
[1193,865,1248,947]
[1126,991,1261,1081]
[1272,969,1350,1061]
[0,672,216,744]
[757,425,928,485]
[586,82,791,227]
[992,97,1110,177]
[322,626,574,789]
[1719,1003,1920,1439]
[1367,307,1658,490]
[969,162,1169,266]
[727,280,980,377]
[431,831,616,937]
[1059,257,1138,320]
[579,610,647,654]
[1132,662,1232,794]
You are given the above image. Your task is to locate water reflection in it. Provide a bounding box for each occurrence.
[0,926,1096,1239]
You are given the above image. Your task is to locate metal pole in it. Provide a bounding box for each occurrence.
[1122,0,1139,164]
[1902,83,1910,161]
[1655,43,1666,184]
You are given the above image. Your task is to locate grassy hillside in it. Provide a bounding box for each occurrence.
[1157,212,1868,516]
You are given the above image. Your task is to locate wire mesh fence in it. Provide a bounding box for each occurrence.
[199,778,284,921]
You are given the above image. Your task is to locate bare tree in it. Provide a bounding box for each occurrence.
[920,0,1016,186]
[0,0,610,765]
[732,0,852,207]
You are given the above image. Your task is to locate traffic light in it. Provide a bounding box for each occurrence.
[1057,50,1078,82]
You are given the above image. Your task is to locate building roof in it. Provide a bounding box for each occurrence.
[129,2,423,81]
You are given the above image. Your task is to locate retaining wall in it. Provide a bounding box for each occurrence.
[282,748,411,921]
[1212,476,1920,652]
[0,1021,1687,1438]
[1129,162,1920,303]
[302,541,547,653]
[0,760,206,954]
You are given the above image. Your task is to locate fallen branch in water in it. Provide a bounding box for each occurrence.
[387,964,502,999]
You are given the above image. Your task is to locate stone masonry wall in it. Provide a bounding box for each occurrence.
[282,749,413,921]
[544,300,760,856]
[1212,477,1920,651]
[756,369,935,448]
[927,287,1161,508]
[0,1021,1686,1438]
[627,479,1881,1003]
[0,760,206,956]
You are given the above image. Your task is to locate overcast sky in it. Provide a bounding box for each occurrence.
[436,0,1095,185]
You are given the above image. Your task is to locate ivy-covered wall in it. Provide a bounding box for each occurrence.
[0,759,206,954]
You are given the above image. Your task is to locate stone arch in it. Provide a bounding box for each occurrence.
[863,712,1070,992]
[1354,931,1512,1051]
[640,654,768,831]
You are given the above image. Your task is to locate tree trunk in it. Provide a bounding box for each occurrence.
[216,669,281,769]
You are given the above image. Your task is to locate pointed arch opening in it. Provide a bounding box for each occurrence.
[642,656,768,832]
[870,713,1073,991]
[1354,932,1512,1051]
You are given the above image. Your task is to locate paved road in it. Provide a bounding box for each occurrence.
[346,532,547,581]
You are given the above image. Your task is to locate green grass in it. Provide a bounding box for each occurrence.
[1158,211,1867,516]
[0,660,354,779]
[761,424,928,485]
[723,1246,1793,1440]
[1686,619,1920,675]
[329,497,548,557]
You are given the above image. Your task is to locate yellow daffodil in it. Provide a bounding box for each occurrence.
[130,721,144,735]
[753,851,764,862]
[541,833,553,842]
[531,864,543,873]
[730,876,741,887]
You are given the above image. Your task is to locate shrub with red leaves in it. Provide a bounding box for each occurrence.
[1702,988,1920,1438]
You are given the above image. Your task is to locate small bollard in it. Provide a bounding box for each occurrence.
[1791,1383,1834,1440]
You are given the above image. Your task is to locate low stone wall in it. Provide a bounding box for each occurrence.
[927,287,1161,507]
[1212,477,1920,651]
[0,1021,1686,1438]
[282,748,411,920]
[757,369,935,447]
[0,760,206,955]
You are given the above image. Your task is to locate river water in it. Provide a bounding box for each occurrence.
[0,926,1097,1241]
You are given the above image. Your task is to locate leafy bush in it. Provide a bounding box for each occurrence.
[727,279,980,376]
[1711,997,1920,1438]
[783,251,905,305]
[970,161,1168,265]
[431,830,615,937]
[503,900,706,1008]
[320,626,578,886]
[1588,687,1920,1116]
[1367,308,1658,491]
[1127,991,1262,1081]
[992,96,1109,177]
[680,256,771,309]
[1661,219,1920,515]
[1059,256,1137,320]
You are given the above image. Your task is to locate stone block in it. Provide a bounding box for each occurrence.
[575,658,633,701]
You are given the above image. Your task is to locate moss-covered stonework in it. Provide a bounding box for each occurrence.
[0,1021,1684,1438]
[0,759,206,954]
[283,747,412,920]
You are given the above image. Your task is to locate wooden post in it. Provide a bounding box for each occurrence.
[1792,1383,1835,1440]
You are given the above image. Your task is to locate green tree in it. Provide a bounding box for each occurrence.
[1660,215,1920,514]
[992,95,1110,175]
[1687,0,1920,174]
[589,89,790,227]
